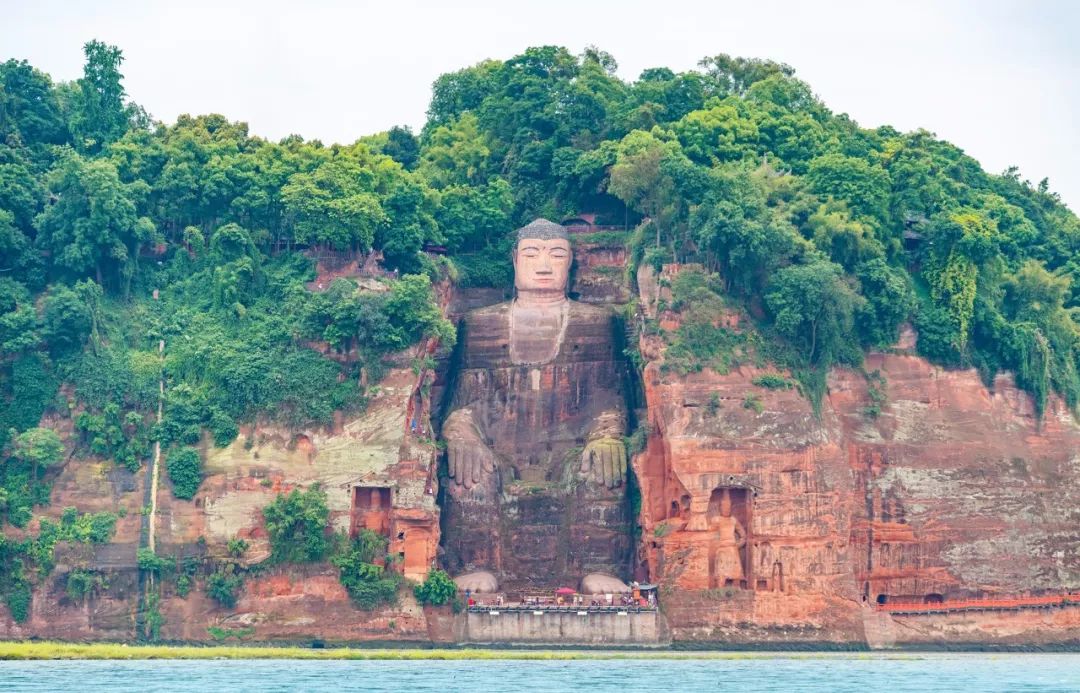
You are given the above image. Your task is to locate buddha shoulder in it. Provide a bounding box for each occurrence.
[567,300,614,323]
[461,301,512,331]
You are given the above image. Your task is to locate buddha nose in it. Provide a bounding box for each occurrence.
[537,256,552,273]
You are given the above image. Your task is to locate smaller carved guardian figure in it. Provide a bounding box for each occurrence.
[708,488,747,588]
[440,219,631,590]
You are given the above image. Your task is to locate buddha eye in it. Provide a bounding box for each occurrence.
[549,249,569,258]
[520,247,541,257]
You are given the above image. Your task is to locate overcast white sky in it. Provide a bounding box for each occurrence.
[3,0,1078,210]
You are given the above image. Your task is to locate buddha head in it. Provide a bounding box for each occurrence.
[719,489,732,518]
[513,219,571,297]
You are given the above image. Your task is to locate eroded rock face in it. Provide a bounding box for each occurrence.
[634,313,1080,646]
[0,362,443,643]
[159,366,441,584]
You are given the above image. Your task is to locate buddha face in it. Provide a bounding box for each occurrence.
[513,237,572,293]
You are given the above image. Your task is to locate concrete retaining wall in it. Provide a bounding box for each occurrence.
[462,609,663,645]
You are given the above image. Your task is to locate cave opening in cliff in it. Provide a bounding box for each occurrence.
[351,486,392,539]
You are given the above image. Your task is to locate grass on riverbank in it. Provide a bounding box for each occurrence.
[0,641,915,661]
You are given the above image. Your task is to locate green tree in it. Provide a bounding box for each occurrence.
[672,99,759,165]
[0,59,69,146]
[11,427,64,483]
[165,447,202,500]
[413,568,457,606]
[380,274,456,352]
[383,125,420,170]
[855,258,916,348]
[691,164,809,294]
[263,485,330,564]
[434,179,513,253]
[922,209,1001,353]
[698,53,795,96]
[35,153,155,292]
[999,260,1080,415]
[41,284,92,355]
[0,278,39,355]
[766,259,863,367]
[281,153,388,250]
[608,129,683,247]
[206,568,244,608]
[806,153,892,229]
[333,529,403,609]
[803,201,884,271]
[69,40,135,153]
[418,113,490,189]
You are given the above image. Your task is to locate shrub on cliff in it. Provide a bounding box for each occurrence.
[1,426,65,527]
[65,568,107,603]
[333,529,402,610]
[206,568,243,609]
[263,485,330,564]
[4,581,31,623]
[165,447,203,500]
[414,569,457,606]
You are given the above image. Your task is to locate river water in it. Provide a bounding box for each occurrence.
[1,654,1078,692]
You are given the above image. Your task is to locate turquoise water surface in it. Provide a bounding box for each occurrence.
[2,654,1079,692]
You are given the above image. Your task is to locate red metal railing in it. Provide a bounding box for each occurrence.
[877,594,1079,614]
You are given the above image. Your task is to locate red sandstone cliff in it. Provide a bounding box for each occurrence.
[633,298,1080,646]
[4,250,1079,648]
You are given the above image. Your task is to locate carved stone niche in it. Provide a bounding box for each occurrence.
[706,486,752,590]
[350,486,391,539]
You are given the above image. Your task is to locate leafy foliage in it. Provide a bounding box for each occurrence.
[752,374,793,389]
[263,485,330,564]
[136,547,172,573]
[165,447,202,500]
[413,569,457,606]
[227,537,249,558]
[0,508,116,621]
[206,568,244,609]
[65,568,107,603]
[333,529,403,610]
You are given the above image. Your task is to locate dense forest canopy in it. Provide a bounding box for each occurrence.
[1,42,1078,521]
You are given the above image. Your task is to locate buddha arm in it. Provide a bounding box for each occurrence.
[580,408,628,490]
[443,406,496,490]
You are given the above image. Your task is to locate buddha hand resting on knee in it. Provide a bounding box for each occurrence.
[443,407,497,490]
[580,409,627,490]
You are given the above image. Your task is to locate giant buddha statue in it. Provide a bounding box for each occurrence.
[440,219,632,591]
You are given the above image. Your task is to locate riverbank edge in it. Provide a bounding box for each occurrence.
[1,641,1079,660]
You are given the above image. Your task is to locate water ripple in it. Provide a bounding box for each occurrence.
[1,654,1078,693]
